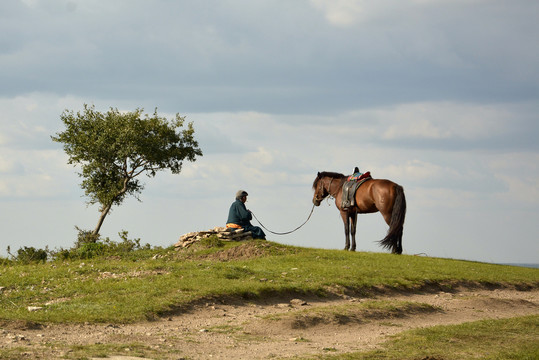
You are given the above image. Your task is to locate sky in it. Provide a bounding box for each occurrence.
[1,0,538,264]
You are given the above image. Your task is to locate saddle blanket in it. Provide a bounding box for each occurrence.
[347,171,371,181]
[341,173,372,210]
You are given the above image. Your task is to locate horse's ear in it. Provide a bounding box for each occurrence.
[317,172,321,177]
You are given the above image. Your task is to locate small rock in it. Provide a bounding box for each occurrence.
[290,299,308,306]
[27,306,43,312]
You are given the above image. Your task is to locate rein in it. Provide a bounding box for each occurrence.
[251,203,316,235]
[249,175,337,236]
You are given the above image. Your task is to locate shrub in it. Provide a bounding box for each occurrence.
[49,229,151,261]
[6,230,155,263]
[14,246,48,264]
[74,226,100,247]
[76,241,108,259]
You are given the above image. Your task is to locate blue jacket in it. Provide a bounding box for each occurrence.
[226,200,252,227]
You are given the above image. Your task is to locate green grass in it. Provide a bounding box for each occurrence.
[308,315,539,360]
[0,240,537,324]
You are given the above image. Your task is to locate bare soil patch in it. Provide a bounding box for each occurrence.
[1,286,538,359]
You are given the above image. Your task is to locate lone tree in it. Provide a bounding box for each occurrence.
[52,104,202,238]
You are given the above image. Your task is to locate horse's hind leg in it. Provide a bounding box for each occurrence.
[350,213,358,251]
[341,211,350,250]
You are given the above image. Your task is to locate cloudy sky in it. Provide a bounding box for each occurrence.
[1,0,538,264]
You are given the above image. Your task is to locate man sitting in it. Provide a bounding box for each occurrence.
[226,190,266,240]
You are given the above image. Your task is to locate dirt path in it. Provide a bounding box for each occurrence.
[2,287,538,359]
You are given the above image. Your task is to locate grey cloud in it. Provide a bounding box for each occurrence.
[2,1,538,114]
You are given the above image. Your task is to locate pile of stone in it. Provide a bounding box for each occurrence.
[175,227,253,249]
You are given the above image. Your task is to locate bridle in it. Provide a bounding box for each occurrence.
[314,176,337,203]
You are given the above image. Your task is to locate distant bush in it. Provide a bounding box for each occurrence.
[6,229,154,263]
[74,226,100,248]
[53,229,152,260]
[75,241,108,259]
[10,246,48,264]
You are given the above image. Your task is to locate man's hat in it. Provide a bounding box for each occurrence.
[236,190,248,199]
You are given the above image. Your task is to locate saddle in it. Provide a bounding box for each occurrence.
[341,171,372,210]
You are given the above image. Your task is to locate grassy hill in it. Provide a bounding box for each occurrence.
[1,238,537,324]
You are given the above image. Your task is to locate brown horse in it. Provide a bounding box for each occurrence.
[312,171,406,254]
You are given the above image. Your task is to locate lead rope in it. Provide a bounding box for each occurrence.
[250,204,316,235]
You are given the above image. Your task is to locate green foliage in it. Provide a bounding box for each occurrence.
[54,230,152,260]
[3,231,154,263]
[51,104,202,234]
[12,246,48,264]
[74,226,100,247]
[0,256,10,266]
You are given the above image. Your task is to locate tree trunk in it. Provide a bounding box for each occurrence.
[91,178,130,238]
[92,202,112,237]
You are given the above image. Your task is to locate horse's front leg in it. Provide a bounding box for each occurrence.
[340,211,350,250]
[350,212,358,251]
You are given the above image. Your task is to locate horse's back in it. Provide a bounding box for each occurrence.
[356,179,401,213]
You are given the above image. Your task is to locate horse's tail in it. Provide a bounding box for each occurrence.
[379,185,406,254]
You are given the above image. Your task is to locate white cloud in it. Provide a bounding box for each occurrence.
[409,187,479,209]
[378,102,509,141]
[0,93,87,149]
[384,118,449,140]
[310,0,365,27]
[490,152,539,205]
[0,153,16,173]
[0,148,75,198]
[381,160,457,182]
[243,147,274,167]
[19,0,39,8]
[499,176,539,205]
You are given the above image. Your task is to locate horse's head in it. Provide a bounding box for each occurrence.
[312,171,346,206]
[312,172,329,206]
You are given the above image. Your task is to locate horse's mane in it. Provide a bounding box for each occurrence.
[312,171,346,189]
